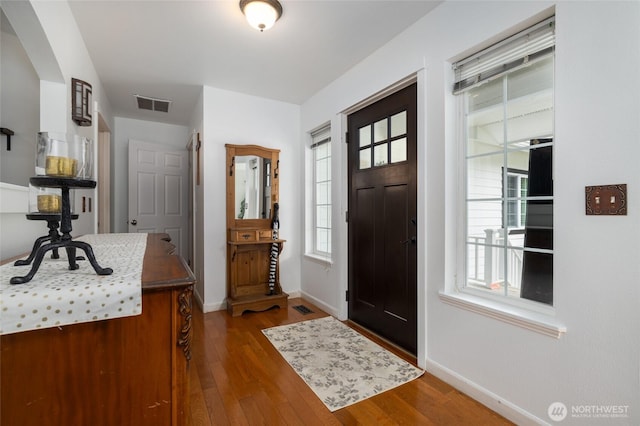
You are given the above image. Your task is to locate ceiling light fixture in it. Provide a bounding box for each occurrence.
[239,0,282,32]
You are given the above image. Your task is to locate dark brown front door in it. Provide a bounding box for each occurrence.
[347,83,417,354]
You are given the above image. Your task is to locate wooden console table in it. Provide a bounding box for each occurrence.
[0,233,195,426]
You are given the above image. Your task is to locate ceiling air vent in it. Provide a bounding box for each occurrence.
[134,94,171,113]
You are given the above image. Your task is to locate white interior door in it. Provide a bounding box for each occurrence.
[128,139,189,258]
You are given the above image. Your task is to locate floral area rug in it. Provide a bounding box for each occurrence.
[262,316,424,412]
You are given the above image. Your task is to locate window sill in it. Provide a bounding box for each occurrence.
[438,291,566,338]
[0,182,29,214]
[303,253,333,266]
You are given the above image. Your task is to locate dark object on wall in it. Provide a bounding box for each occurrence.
[196,132,201,185]
[1,128,15,150]
[585,184,627,215]
[72,78,92,126]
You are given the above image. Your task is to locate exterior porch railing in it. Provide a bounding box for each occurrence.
[468,228,524,290]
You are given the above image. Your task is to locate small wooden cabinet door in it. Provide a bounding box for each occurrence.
[230,243,270,297]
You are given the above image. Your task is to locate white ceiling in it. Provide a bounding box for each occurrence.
[68,0,442,126]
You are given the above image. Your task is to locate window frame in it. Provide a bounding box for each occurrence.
[505,168,528,229]
[441,16,565,337]
[459,66,555,309]
[453,18,556,311]
[356,110,408,170]
[310,125,332,258]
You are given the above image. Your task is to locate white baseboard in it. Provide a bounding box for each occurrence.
[192,287,205,310]
[299,291,340,318]
[287,290,301,299]
[425,358,547,426]
[192,288,226,313]
[202,300,226,313]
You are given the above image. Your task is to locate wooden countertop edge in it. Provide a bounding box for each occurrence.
[141,233,196,291]
[1,233,196,292]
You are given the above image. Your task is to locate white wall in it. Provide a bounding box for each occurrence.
[111,117,190,233]
[0,15,40,186]
[189,91,205,307]
[0,184,44,261]
[28,1,113,136]
[299,115,348,319]
[300,1,640,424]
[0,11,50,261]
[0,0,113,258]
[200,87,301,312]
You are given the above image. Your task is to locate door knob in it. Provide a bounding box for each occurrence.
[130,219,137,226]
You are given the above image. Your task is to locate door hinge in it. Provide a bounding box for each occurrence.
[345,290,349,302]
[345,132,349,144]
[345,210,349,222]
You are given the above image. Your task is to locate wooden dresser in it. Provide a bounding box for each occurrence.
[0,233,195,426]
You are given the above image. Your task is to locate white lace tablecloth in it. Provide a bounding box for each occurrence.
[0,233,146,335]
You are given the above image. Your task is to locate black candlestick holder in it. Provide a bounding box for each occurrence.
[10,177,113,284]
[14,213,81,266]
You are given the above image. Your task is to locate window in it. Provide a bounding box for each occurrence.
[505,169,527,228]
[454,17,555,306]
[311,125,331,256]
[357,110,407,169]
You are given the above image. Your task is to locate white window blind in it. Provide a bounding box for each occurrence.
[311,125,331,150]
[453,17,555,94]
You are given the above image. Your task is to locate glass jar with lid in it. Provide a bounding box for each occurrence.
[36,132,93,179]
[28,184,75,214]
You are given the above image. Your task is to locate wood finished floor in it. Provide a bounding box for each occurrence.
[190,298,513,425]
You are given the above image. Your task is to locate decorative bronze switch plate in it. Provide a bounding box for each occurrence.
[585,184,627,215]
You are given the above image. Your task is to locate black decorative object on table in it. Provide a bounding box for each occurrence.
[10,177,112,284]
[14,213,81,266]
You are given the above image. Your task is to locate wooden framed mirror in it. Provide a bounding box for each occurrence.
[226,144,279,230]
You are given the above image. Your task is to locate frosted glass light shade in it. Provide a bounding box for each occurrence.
[240,0,282,32]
